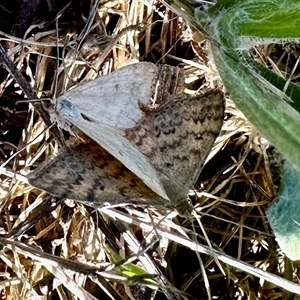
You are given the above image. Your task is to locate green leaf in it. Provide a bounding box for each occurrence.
[104,244,158,288]
[211,45,300,171]
[266,160,300,260]
[205,1,300,49]
[246,59,300,113]
[210,0,248,12]
[239,3,300,39]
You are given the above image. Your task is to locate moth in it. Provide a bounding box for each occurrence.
[28,62,225,210]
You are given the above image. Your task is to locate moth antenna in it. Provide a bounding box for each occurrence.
[16,98,52,105]
[16,98,56,114]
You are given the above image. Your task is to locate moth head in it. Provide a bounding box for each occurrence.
[16,97,54,113]
[41,97,56,113]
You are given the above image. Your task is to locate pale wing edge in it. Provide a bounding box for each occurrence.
[73,119,170,201]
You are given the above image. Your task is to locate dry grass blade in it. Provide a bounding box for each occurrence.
[100,207,300,294]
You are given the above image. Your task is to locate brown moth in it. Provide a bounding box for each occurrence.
[28,63,225,210]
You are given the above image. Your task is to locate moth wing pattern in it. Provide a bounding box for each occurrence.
[57,62,184,129]
[28,137,166,206]
[126,90,225,206]
[66,117,169,200]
